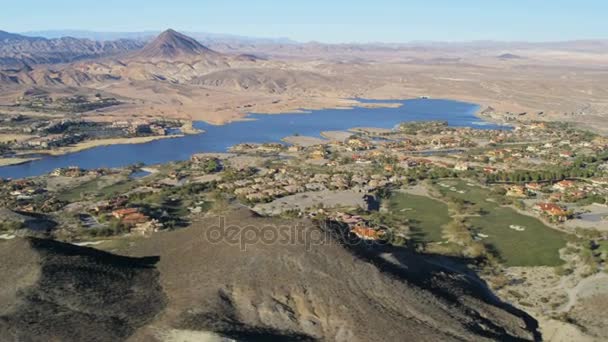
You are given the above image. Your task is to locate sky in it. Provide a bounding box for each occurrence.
[3,0,607,43]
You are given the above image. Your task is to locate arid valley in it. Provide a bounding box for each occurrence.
[1,3,608,341]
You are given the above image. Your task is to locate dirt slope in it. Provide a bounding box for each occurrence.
[0,238,166,342]
[0,210,541,341]
[126,210,539,341]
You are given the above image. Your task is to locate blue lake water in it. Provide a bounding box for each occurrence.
[0,99,505,179]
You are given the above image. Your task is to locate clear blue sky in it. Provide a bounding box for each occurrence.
[3,0,607,42]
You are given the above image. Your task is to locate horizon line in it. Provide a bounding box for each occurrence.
[10,28,608,45]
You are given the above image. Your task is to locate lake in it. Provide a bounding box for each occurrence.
[0,98,505,179]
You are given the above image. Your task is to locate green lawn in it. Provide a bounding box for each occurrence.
[388,192,451,243]
[436,180,567,266]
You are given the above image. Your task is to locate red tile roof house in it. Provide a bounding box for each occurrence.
[351,226,385,241]
[525,183,543,192]
[552,180,576,192]
[112,208,140,219]
[121,213,151,227]
[534,203,570,222]
[483,167,498,174]
[506,185,529,198]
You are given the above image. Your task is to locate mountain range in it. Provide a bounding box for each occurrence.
[0,30,144,70]
[1,28,607,132]
[0,29,336,98]
[21,29,297,45]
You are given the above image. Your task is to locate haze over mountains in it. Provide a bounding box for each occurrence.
[22,29,297,45]
[0,30,144,70]
[0,29,337,97]
[3,28,608,72]
[1,28,608,132]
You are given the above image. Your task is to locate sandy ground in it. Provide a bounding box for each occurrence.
[560,273,608,313]
[537,316,596,342]
[350,127,395,135]
[191,174,222,184]
[0,157,39,167]
[154,329,232,342]
[282,135,327,147]
[565,204,608,231]
[34,135,185,156]
[253,190,367,215]
[496,266,608,341]
[223,155,267,170]
[0,134,32,143]
[321,130,353,142]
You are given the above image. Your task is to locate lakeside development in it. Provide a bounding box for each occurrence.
[0,98,496,179]
[1,26,608,341]
[1,110,607,340]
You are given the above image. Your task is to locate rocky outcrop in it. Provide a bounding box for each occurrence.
[0,238,166,341]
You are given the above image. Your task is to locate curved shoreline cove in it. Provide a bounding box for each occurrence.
[0,99,505,179]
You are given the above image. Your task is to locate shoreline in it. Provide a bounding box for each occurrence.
[14,135,187,159]
[0,97,494,175]
[0,157,40,167]
[47,135,187,156]
[193,98,406,126]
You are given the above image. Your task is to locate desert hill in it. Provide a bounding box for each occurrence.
[131,29,221,61]
[0,238,166,341]
[0,30,333,94]
[0,210,540,341]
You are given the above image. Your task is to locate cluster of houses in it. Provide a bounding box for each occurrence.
[505,179,598,203]
[18,134,85,149]
[50,167,110,178]
[229,143,285,154]
[217,167,403,203]
[111,120,168,136]
[6,179,45,201]
[16,93,120,116]
[0,179,63,213]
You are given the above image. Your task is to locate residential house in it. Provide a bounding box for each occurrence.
[112,208,140,220]
[454,162,471,171]
[553,180,575,192]
[525,183,543,193]
[483,166,498,174]
[351,226,384,240]
[506,185,529,198]
[534,203,570,222]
